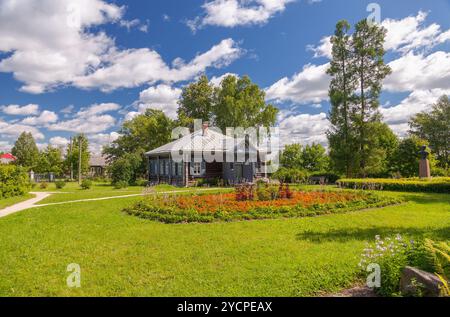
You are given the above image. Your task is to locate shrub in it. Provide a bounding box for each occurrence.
[55,180,66,189]
[337,178,450,193]
[80,179,92,190]
[309,172,341,184]
[134,178,148,187]
[114,181,129,189]
[273,168,308,184]
[39,182,48,189]
[0,165,30,199]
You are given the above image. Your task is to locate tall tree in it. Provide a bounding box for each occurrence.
[409,95,450,170]
[11,132,39,170]
[327,20,358,177]
[35,146,64,175]
[351,19,391,176]
[103,109,175,178]
[213,75,278,131]
[280,144,303,169]
[177,75,214,123]
[65,134,90,178]
[301,143,329,173]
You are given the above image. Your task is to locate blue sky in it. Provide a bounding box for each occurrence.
[1,0,449,153]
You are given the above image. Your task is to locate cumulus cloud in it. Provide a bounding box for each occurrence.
[187,0,295,31]
[0,119,44,140]
[278,111,329,147]
[48,103,120,133]
[87,132,120,154]
[1,104,40,116]
[382,11,450,54]
[21,110,58,126]
[265,63,330,104]
[210,72,239,86]
[136,84,182,119]
[307,36,332,59]
[74,38,242,92]
[49,136,70,147]
[0,1,242,94]
[0,0,123,93]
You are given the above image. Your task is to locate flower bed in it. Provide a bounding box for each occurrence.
[337,178,450,193]
[124,190,401,224]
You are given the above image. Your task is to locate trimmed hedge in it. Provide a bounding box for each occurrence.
[337,178,450,193]
[0,165,31,199]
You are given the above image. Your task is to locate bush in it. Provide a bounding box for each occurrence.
[272,168,308,183]
[55,180,66,189]
[80,179,92,190]
[337,178,450,193]
[39,182,48,189]
[309,172,341,184]
[134,178,148,187]
[0,165,30,199]
[114,181,129,189]
[359,236,450,297]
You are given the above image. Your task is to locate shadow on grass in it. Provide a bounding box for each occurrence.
[399,193,450,205]
[296,226,450,243]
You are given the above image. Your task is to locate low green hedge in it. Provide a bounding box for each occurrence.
[0,165,31,199]
[337,178,450,193]
[124,192,401,224]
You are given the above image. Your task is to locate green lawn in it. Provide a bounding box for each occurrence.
[0,193,35,210]
[0,187,448,297]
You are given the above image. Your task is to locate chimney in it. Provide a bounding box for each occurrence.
[202,121,209,136]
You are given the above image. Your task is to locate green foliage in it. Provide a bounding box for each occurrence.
[39,182,48,189]
[389,136,435,177]
[114,181,129,189]
[80,179,92,190]
[302,143,329,172]
[409,95,450,170]
[109,152,142,186]
[177,75,214,122]
[104,109,174,179]
[11,132,39,170]
[273,167,308,183]
[35,146,64,175]
[55,181,66,189]
[213,75,278,131]
[65,135,90,178]
[309,172,341,184]
[337,178,450,193]
[327,19,392,177]
[280,144,303,169]
[0,165,30,199]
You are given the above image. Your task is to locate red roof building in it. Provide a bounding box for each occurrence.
[0,153,17,164]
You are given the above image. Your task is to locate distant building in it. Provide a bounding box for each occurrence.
[0,153,17,164]
[89,155,108,177]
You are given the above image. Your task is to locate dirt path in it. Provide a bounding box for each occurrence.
[0,188,221,218]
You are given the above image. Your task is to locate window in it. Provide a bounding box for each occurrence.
[159,160,164,175]
[173,162,177,176]
[178,163,183,176]
[192,162,202,176]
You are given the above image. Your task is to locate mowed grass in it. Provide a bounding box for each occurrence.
[0,188,448,297]
[0,193,35,210]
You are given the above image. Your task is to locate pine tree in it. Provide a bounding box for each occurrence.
[11,132,39,170]
[351,19,391,176]
[327,20,358,177]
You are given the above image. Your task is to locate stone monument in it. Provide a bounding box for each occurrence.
[419,146,431,179]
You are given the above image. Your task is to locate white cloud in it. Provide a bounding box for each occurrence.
[48,103,120,133]
[210,73,239,86]
[265,63,330,104]
[1,104,39,116]
[307,36,332,59]
[87,132,120,154]
[385,51,450,92]
[137,84,182,119]
[188,0,295,31]
[0,119,44,140]
[382,89,450,137]
[0,0,123,94]
[49,136,70,147]
[382,11,450,54]
[21,110,58,126]
[74,38,242,92]
[278,111,329,147]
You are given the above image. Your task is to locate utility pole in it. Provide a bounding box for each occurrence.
[78,135,82,185]
[69,137,74,181]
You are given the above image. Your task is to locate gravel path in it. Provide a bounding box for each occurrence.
[0,192,52,218]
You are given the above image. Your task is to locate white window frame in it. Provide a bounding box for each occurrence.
[191,162,202,176]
